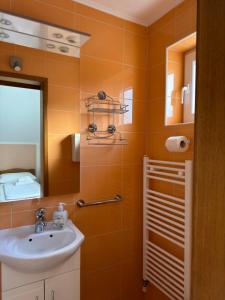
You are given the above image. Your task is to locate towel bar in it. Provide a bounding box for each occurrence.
[76,194,122,208]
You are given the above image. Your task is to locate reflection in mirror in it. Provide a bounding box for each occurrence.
[0,77,45,202]
[165,32,196,125]
[121,88,133,125]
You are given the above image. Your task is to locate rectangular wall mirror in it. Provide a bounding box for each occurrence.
[165,32,196,126]
[0,72,80,203]
[0,10,90,203]
[0,75,46,202]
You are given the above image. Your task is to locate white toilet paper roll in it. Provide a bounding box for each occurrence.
[165,136,190,152]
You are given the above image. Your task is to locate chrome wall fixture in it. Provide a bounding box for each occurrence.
[86,91,129,114]
[86,91,129,145]
[9,56,22,71]
[0,10,90,58]
[77,194,122,208]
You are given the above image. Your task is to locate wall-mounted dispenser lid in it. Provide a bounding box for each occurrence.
[71,133,80,162]
[0,10,91,58]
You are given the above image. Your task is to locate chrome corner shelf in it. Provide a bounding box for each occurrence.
[87,138,127,146]
[87,106,129,114]
[85,91,129,146]
[87,130,127,145]
[86,91,129,115]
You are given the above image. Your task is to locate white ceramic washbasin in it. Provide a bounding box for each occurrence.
[0,220,84,273]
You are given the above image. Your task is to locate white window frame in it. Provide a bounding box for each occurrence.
[183,49,196,123]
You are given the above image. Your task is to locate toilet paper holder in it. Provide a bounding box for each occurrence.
[165,136,190,152]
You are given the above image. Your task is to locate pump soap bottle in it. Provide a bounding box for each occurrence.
[53,203,68,229]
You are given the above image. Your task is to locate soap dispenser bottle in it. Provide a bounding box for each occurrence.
[53,203,68,229]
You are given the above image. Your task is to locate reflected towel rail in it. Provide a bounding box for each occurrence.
[76,194,122,208]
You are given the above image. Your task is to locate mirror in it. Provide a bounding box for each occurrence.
[0,11,90,203]
[165,32,196,125]
[0,71,80,202]
[0,77,45,201]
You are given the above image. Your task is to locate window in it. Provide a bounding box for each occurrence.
[183,49,196,123]
[166,73,175,118]
[165,32,196,125]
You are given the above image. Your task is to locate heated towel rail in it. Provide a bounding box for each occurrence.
[143,156,193,300]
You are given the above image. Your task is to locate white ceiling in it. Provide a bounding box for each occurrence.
[74,0,184,26]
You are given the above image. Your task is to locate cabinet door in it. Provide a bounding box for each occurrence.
[2,281,44,300]
[45,270,80,300]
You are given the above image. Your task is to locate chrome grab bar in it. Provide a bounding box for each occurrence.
[76,194,122,208]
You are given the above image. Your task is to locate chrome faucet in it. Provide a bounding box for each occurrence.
[35,208,47,233]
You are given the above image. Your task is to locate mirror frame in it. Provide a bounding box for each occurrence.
[0,70,48,198]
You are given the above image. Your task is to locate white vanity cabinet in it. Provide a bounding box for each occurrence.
[45,270,80,300]
[1,250,81,300]
[3,281,44,300]
[3,270,80,300]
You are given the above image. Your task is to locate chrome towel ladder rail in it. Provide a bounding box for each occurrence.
[143,156,193,300]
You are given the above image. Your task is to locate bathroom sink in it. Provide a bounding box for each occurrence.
[0,220,84,273]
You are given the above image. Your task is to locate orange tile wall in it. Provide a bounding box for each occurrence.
[0,1,147,300]
[145,0,196,299]
[0,0,196,299]
[166,50,184,125]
